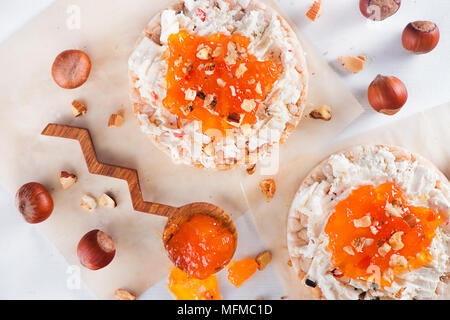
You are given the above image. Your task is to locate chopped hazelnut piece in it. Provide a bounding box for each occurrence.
[182,60,193,74]
[353,215,371,228]
[246,164,256,175]
[378,243,391,257]
[174,56,183,67]
[370,226,379,235]
[108,114,124,128]
[255,251,272,270]
[203,143,215,156]
[181,103,193,116]
[338,55,367,74]
[196,91,206,100]
[395,287,406,299]
[343,246,355,255]
[385,201,403,217]
[259,179,276,202]
[255,82,262,95]
[217,78,226,87]
[60,171,77,189]
[235,63,247,78]
[99,193,117,208]
[310,105,332,121]
[383,268,395,283]
[241,99,256,112]
[184,88,197,101]
[227,112,243,126]
[114,289,136,300]
[224,42,238,65]
[306,0,322,21]
[388,231,404,250]
[212,46,224,58]
[204,95,217,111]
[241,123,252,136]
[196,45,212,60]
[389,254,408,268]
[403,215,417,228]
[230,85,236,96]
[204,62,215,75]
[71,100,87,117]
[351,237,371,253]
[81,195,97,212]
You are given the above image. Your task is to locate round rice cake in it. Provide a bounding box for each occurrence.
[287,145,450,300]
[128,0,308,170]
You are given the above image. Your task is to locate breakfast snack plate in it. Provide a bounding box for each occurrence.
[0,0,366,299]
[242,102,450,299]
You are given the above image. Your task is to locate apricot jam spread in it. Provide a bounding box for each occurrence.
[227,258,259,288]
[163,31,281,134]
[325,182,445,287]
[166,214,235,280]
[168,267,221,300]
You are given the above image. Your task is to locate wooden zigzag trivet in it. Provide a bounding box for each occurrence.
[41,123,174,217]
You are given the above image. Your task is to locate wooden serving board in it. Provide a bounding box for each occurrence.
[0,0,363,299]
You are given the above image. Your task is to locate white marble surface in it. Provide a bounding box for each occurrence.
[0,0,448,299]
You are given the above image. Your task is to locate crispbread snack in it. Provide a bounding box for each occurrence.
[128,0,308,170]
[287,145,450,300]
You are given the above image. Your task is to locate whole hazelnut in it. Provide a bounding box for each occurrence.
[15,182,54,224]
[368,75,408,115]
[402,21,440,54]
[360,0,401,21]
[51,50,91,89]
[77,230,116,270]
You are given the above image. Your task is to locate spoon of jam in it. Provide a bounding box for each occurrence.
[42,123,237,279]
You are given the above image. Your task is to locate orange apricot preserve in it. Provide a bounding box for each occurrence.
[325,182,446,287]
[168,267,221,300]
[163,30,280,134]
[166,214,235,280]
[227,258,259,288]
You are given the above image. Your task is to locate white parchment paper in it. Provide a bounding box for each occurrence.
[0,0,363,298]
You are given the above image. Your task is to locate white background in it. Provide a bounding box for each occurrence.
[0,0,449,299]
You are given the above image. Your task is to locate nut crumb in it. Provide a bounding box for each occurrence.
[310,105,332,121]
[255,251,272,270]
[99,193,117,208]
[114,289,136,300]
[60,171,77,189]
[108,114,124,128]
[71,100,87,117]
[259,179,276,202]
